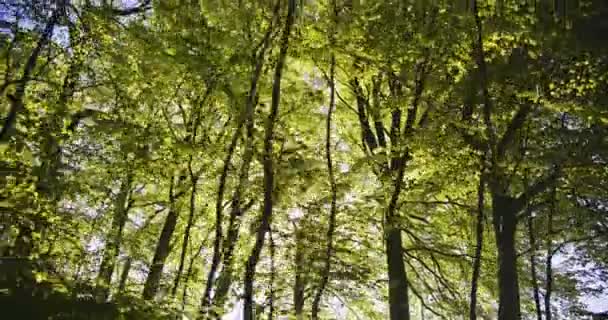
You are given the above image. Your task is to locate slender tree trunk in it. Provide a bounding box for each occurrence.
[492,194,521,320]
[528,212,542,320]
[243,1,296,318]
[96,173,133,301]
[183,242,205,311]
[208,96,258,314]
[545,188,555,320]
[210,202,254,313]
[267,228,276,320]
[200,5,278,312]
[11,14,81,258]
[0,8,59,142]
[118,257,132,294]
[209,217,238,312]
[469,166,485,320]
[379,56,430,320]
[201,113,238,309]
[143,177,180,300]
[293,226,306,320]
[311,46,338,320]
[172,163,198,297]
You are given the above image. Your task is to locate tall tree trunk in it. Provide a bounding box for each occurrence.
[0,8,59,143]
[172,161,198,297]
[386,159,410,320]
[528,212,542,320]
[96,173,133,301]
[293,225,306,320]
[142,177,181,300]
[208,95,258,314]
[200,4,278,312]
[11,14,82,259]
[386,227,409,320]
[267,228,276,320]
[311,46,338,320]
[472,0,522,317]
[243,1,296,318]
[209,215,239,313]
[209,202,254,313]
[118,257,132,294]
[469,166,485,320]
[492,194,521,320]
[544,188,555,320]
[380,55,428,320]
[183,242,205,311]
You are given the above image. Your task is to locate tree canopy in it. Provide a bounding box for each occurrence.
[1,0,607,319]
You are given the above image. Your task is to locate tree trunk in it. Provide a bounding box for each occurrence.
[386,159,410,320]
[0,8,59,142]
[267,228,276,320]
[528,212,542,320]
[96,173,132,301]
[118,257,132,294]
[172,167,198,297]
[200,4,278,312]
[243,1,295,318]
[10,14,81,259]
[386,227,409,320]
[293,226,306,320]
[210,202,253,313]
[469,168,485,320]
[183,242,205,311]
[545,188,555,320]
[142,177,180,300]
[311,39,338,320]
[208,94,257,314]
[492,194,521,320]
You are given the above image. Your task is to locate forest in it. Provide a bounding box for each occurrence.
[0,0,607,319]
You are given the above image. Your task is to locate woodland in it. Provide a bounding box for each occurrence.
[0,0,607,319]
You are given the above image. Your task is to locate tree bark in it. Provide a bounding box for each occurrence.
[544,188,555,320]
[267,228,276,320]
[243,1,296,318]
[200,4,278,311]
[96,173,133,301]
[172,163,197,297]
[0,8,59,143]
[528,212,542,320]
[118,257,132,294]
[469,166,485,320]
[293,225,306,320]
[311,33,338,320]
[208,88,257,313]
[142,177,181,300]
[386,156,410,320]
[492,194,521,320]
[11,16,83,259]
[352,78,378,151]
[183,241,205,311]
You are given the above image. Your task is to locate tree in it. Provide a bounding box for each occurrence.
[1,1,607,319]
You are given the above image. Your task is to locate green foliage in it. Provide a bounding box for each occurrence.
[0,0,607,319]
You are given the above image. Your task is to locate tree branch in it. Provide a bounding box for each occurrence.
[496,104,532,159]
[514,168,560,212]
